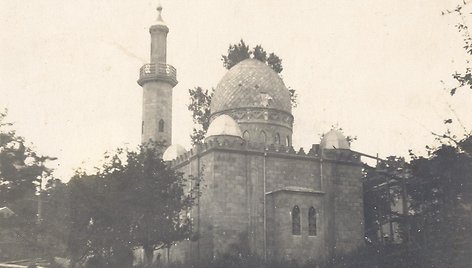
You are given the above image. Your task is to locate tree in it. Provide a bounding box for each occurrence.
[443,2,472,96]
[362,139,472,266]
[267,52,283,74]
[188,87,213,145]
[363,156,409,245]
[406,138,472,267]
[68,173,108,267]
[36,178,71,266]
[0,109,55,210]
[0,110,69,266]
[221,39,285,74]
[68,143,195,268]
[221,40,252,70]
[126,143,194,267]
[253,45,267,63]
[363,167,394,244]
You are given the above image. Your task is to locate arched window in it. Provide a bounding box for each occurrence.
[292,206,301,235]
[243,130,250,140]
[260,131,267,143]
[158,119,164,132]
[308,207,317,236]
[275,133,281,144]
[286,136,290,146]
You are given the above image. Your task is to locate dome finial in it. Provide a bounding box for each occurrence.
[156,1,164,22]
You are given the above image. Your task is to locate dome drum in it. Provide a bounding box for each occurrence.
[210,107,293,130]
[240,124,292,146]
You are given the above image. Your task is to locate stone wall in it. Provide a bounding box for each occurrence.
[266,191,327,262]
[168,142,363,264]
[265,155,321,192]
[323,149,364,255]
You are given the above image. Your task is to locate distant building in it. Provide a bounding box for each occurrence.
[136,4,365,264]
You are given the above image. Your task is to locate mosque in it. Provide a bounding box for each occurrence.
[137,4,365,264]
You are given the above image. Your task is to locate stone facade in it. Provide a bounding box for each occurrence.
[165,141,364,264]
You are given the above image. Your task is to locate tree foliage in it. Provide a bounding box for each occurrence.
[188,87,213,145]
[0,110,64,264]
[405,137,472,266]
[0,110,55,209]
[362,137,472,266]
[68,143,195,268]
[221,39,285,74]
[363,156,407,244]
[221,40,252,70]
[443,2,472,95]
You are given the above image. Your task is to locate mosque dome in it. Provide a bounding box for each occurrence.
[206,114,243,138]
[209,59,293,146]
[211,59,292,115]
[320,130,350,150]
[162,144,186,161]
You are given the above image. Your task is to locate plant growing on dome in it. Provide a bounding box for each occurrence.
[221,39,252,70]
[221,39,284,74]
[188,40,298,145]
[221,40,297,107]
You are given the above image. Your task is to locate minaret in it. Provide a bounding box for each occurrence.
[138,3,177,145]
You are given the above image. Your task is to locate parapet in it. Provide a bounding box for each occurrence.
[169,137,360,168]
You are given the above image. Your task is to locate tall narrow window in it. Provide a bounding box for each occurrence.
[243,130,250,140]
[308,207,317,236]
[260,131,267,143]
[275,133,281,144]
[158,119,164,132]
[292,206,301,235]
[141,121,144,134]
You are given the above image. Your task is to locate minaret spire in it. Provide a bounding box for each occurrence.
[156,2,165,24]
[148,2,169,64]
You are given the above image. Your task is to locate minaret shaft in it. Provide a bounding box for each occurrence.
[138,5,177,146]
[141,81,173,144]
[150,27,167,64]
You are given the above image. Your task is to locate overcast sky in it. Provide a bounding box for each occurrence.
[1,0,471,180]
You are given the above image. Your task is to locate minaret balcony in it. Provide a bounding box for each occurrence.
[138,63,178,87]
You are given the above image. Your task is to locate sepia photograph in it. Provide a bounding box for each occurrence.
[0,0,471,267]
